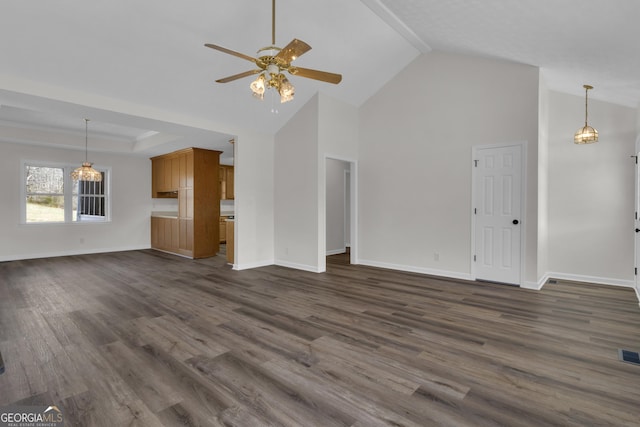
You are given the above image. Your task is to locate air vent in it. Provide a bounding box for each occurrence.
[618,349,640,365]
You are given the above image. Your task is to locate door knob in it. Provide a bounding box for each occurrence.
[513,220,519,225]
[636,228,640,233]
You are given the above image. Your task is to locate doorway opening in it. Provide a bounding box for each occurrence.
[324,157,357,270]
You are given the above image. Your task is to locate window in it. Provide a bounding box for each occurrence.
[23,162,110,223]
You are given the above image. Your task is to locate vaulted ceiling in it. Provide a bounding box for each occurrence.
[1,0,638,159]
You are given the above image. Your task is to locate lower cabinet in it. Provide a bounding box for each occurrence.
[219,217,227,243]
[178,218,194,257]
[151,216,179,253]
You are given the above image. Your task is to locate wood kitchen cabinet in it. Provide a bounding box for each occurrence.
[151,156,181,197]
[151,148,221,258]
[151,216,178,253]
[219,217,227,243]
[219,165,234,200]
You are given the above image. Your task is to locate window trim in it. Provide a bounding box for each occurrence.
[21,160,112,225]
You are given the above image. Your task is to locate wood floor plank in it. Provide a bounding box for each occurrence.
[1,250,639,426]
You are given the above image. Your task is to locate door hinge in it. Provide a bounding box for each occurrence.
[474,255,477,262]
[632,155,638,164]
[635,267,637,276]
[474,208,477,214]
[474,160,479,167]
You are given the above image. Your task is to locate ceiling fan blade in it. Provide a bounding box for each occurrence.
[205,43,257,63]
[290,67,342,84]
[276,39,312,63]
[216,69,262,83]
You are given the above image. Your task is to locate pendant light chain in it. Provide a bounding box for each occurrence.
[584,86,589,127]
[84,118,89,163]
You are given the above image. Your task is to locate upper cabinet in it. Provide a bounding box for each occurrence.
[151,155,180,198]
[219,165,234,200]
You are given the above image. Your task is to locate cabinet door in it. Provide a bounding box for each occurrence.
[219,218,227,242]
[179,218,194,254]
[219,166,234,200]
[163,218,176,251]
[226,166,234,200]
[152,158,166,194]
[219,166,226,200]
[170,156,180,191]
[184,150,194,188]
[179,188,194,219]
[151,217,160,249]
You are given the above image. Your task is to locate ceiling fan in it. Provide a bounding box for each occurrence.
[204,0,342,103]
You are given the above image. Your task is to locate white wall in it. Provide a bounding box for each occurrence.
[0,141,151,261]
[318,93,359,269]
[234,131,275,269]
[358,51,540,284]
[274,92,359,272]
[326,158,349,255]
[547,91,637,286]
[274,95,321,272]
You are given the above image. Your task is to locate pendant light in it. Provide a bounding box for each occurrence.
[71,119,102,182]
[574,84,598,144]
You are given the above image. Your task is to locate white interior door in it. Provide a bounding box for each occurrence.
[473,144,523,285]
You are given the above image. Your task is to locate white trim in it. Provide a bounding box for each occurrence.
[526,272,552,290]
[233,259,274,271]
[326,248,346,256]
[471,141,527,286]
[0,245,149,262]
[343,169,351,248]
[546,272,636,288]
[275,259,324,273]
[21,159,112,224]
[358,258,474,282]
[359,0,431,53]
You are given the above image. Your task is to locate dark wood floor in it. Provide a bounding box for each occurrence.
[1,250,639,426]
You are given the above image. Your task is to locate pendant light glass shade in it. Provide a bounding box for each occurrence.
[71,119,102,182]
[249,71,294,103]
[574,85,598,144]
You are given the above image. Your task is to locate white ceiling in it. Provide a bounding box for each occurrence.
[0,0,638,158]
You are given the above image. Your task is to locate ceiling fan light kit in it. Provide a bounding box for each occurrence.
[205,0,341,104]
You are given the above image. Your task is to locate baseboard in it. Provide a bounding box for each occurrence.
[357,258,473,282]
[326,248,346,256]
[546,272,635,289]
[520,273,551,290]
[0,245,150,263]
[233,259,274,271]
[274,259,324,273]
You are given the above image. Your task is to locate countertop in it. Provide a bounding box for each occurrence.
[152,211,235,219]
[151,211,178,218]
